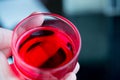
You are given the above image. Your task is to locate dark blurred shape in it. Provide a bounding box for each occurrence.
[66,14,112,80]
[41,0,63,15]
[112,0,116,8]
[77,63,107,80]
[107,16,120,80]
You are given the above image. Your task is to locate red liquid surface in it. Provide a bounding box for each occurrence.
[18,27,75,69]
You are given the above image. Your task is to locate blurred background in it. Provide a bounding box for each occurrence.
[0,0,120,80]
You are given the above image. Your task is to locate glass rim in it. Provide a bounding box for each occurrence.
[11,12,82,73]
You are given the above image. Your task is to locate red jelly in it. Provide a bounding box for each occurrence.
[18,27,75,68]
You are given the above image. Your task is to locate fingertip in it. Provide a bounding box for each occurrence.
[64,72,76,80]
[73,62,80,74]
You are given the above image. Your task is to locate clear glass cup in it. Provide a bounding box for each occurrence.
[11,12,81,80]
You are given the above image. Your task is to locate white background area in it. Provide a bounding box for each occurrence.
[0,0,48,29]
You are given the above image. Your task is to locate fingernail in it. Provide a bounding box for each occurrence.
[29,12,41,16]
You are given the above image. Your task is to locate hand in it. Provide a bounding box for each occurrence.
[0,28,19,80]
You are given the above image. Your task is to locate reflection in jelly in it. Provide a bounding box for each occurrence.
[18,27,75,69]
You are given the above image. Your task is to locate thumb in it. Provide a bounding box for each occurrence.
[0,51,18,80]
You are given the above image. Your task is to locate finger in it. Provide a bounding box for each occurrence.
[73,62,80,74]
[65,73,76,80]
[61,63,79,80]
[0,47,12,58]
[0,28,13,49]
[29,12,42,16]
[61,72,76,80]
[0,51,19,80]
